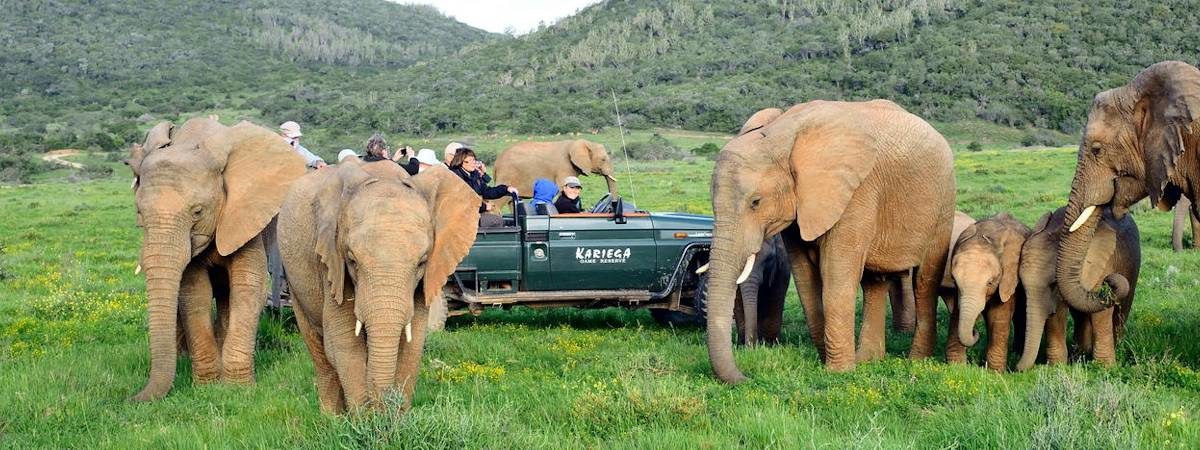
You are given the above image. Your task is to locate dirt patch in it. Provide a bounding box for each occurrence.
[43,149,84,169]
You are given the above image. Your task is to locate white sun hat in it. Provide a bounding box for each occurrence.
[279,121,302,138]
[337,149,358,162]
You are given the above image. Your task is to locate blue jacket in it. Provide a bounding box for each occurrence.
[532,178,558,206]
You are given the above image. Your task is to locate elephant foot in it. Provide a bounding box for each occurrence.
[855,345,886,363]
[221,370,255,385]
[825,357,856,372]
[908,346,933,360]
[193,372,220,385]
[946,353,968,364]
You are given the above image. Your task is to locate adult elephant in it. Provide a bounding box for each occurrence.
[706,100,956,381]
[1059,61,1200,313]
[492,140,618,207]
[278,160,478,413]
[124,117,306,401]
[1171,197,1199,251]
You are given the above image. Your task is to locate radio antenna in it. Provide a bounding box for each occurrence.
[611,88,637,204]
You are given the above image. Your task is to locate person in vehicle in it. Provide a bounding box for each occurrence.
[361,133,391,162]
[531,178,558,213]
[449,147,517,227]
[279,121,326,169]
[399,148,441,175]
[554,176,584,214]
[336,149,358,162]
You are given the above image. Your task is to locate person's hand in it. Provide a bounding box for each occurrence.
[506,186,519,195]
[314,160,328,169]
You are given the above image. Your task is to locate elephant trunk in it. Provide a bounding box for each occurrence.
[705,228,749,384]
[361,276,411,401]
[1016,287,1053,372]
[130,217,191,402]
[957,293,986,347]
[603,172,619,199]
[1104,273,1130,300]
[1057,169,1115,313]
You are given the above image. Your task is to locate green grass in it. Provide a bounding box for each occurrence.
[2,137,1199,448]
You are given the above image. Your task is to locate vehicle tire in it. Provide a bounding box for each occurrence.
[427,295,449,332]
[649,273,708,328]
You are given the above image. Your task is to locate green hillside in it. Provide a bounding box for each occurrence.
[0,0,497,157]
[311,0,1197,136]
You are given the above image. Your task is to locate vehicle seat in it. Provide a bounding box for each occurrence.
[519,201,536,217]
[534,202,558,215]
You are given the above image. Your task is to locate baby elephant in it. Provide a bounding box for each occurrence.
[1016,207,1139,371]
[947,213,1030,371]
[279,159,479,413]
[732,235,791,346]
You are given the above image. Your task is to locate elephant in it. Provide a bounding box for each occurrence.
[706,99,956,381]
[123,117,306,401]
[730,235,792,346]
[945,213,1030,371]
[889,210,975,335]
[1016,207,1139,371]
[492,139,618,208]
[1058,60,1199,313]
[278,159,479,413]
[1171,197,1200,251]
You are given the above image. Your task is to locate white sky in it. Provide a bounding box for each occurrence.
[398,0,601,35]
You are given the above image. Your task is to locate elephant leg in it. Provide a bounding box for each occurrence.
[1090,308,1117,367]
[910,216,953,360]
[220,235,267,384]
[180,264,221,383]
[984,300,1014,372]
[943,292,967,364]
[889,271,916,333]
[292,303,345,414]
[395,300,430,412]
[1173,202,1188,251]
[1191,207,1200,249]
[856,275,889,363]
[1071,308,1094,361]
[782,230,824,358]
[757,276,789,345]
[818,241,870,372]
[1112,300,1132,343]
[214,285,230,351]
[324,297,369,410]
[1045,301,1069,365]
[739,282,761,347]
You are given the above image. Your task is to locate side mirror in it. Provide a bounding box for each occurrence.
[611,195,626,224]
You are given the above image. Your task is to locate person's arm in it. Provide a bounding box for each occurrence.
[480,184,511,200]
[400,158,419,175]
[555,195,581,213]
[294,144,326,168]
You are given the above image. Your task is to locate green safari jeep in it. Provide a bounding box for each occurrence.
[436,194,712,327]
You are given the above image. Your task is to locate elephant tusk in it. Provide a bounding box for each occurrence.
[695,263,709,275]
[134,264,141,275]
[355,320,363,337]
[736,254,757,285]
[131,177,138,189]
[605,174,618,182]
[405,323,412,343]
[1068,205,1096,232]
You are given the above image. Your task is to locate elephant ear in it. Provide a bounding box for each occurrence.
[125,121,174,184]
[1031,211,1054,235]
[1080,220,1119,290]
[315,161,373,305]
[997,227,1029,303]
[213,123,307,256]
[1131,61,1200,210]
[739,108,784,136]
[568,140,593,174]
[410,167,481,308]
[789,125,878,241]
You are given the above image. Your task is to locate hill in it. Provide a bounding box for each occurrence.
[297,0,1198,137]
[0,0,497,157]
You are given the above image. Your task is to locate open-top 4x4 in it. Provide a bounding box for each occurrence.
[436,194,711,327]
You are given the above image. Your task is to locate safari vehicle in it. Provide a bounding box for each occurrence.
[435,194,712,327]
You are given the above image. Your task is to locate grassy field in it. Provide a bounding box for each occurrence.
[2,130,1199,448]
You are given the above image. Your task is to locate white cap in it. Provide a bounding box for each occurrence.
[415,148,440,166]
[279,121,302,138]
[337,149,358,162]
[444,142,465,162]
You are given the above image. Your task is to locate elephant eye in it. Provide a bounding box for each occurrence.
[1090,142,1102,156]
[750,197,762,209]
[191,205,203,218]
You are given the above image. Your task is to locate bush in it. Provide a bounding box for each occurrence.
[690,142,721,160]
[0,153,52,184]
[1020,128,1067,147]
[967,141,983,152]
[624,133,688,161]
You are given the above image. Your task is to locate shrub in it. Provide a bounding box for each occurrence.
[967,141,983,152]
[690,142,721,160]
[624,133,688,161]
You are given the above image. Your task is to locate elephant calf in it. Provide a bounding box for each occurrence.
[1016,207,1139,371]
[279,159,479,413]
[731,235,792,346]
[947,213,1030,372]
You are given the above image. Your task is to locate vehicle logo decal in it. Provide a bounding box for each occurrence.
[575,247,632,264]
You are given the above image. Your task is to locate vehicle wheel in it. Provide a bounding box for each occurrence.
[649,273,708,328]
[427,295,449,332]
